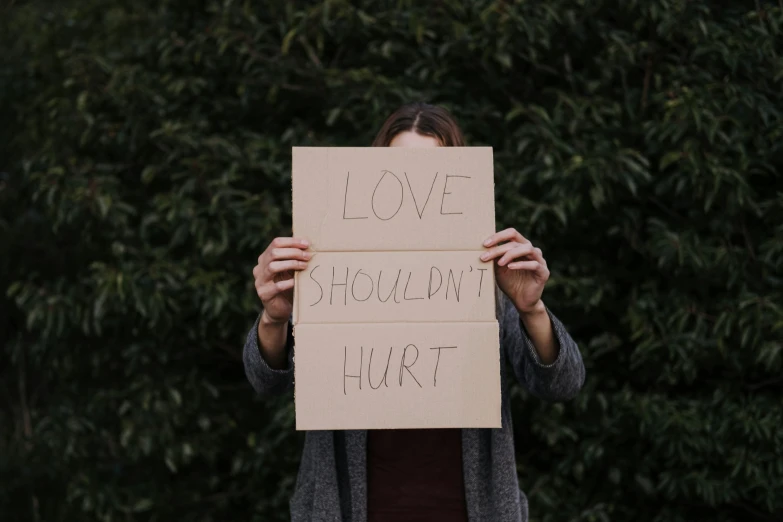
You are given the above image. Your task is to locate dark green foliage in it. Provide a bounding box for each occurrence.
[2,1,782,520]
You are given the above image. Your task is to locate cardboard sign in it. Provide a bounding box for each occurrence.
[292,147,500,430]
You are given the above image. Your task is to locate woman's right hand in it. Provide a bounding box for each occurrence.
[253,237,312,323]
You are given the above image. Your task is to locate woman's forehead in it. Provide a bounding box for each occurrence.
[389,131,440,148]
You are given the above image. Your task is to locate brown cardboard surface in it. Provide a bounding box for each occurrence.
[293,322,501,430]
[296,251,496,324]
[292,147,495,251]
[292,146,500,430]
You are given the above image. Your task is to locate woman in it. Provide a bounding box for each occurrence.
[244,103,585,522]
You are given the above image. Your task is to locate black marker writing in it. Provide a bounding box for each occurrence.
[440,174,471,215]
[377,269,402,303]
[368,347,393,389]
[477,268,487,297]
[428,267,442,298]
[341,343,461,392]
[308,265,323,306]
[309,265,486,307]
[371,170,404,221]
[405,171,438,219]
[446,269,464,301]
[403,271,424,300]
[344,346,362,395]
[330,266,348,305]
[398,344,422,388]
[430,346,458,386]
[351,269,373,302]
[343,172,368,220]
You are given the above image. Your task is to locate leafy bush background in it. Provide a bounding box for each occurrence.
[2,1,782,521]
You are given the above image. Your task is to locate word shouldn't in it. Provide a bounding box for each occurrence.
[308,264,488,306]
[343,344,458,394]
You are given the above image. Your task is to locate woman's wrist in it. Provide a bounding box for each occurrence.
[257,310,290,370]
[515,299,558,365]
[514,297,546,317]
[261,308,289,327]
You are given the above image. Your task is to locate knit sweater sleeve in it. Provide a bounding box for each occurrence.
[242,312,295,396]
[500,295,585,401]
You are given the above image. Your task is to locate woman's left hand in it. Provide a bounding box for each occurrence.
[481,228,550,313]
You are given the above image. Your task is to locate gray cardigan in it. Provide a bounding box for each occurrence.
[243,295,585,521]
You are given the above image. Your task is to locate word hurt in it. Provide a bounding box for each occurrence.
[343,344,458,394]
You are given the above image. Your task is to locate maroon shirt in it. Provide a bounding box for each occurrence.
[367,428,468,521]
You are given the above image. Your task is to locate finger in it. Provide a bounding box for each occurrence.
[274,278,296,292]
[498,244,535,266]
[257,274,295,294]
[270,237,310,249]
[256,278,295,301]
[267,259,308,275]
[270,247,313,262]
[480,242,520,262]
[506,260,541,271]
[530,246,546,265]
[483,228,526,247]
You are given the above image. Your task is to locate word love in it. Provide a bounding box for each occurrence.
[343,170,472,221]
[307,264,489,307]
[343,343,458,394]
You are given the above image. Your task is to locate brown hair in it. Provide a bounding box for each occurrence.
[372,102,466,147]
